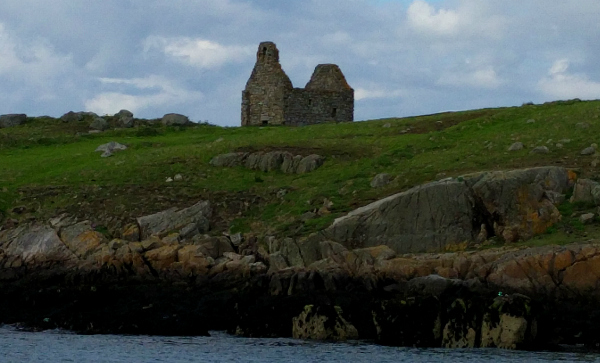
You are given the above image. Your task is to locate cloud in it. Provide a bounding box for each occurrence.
[538,59,600,100]
[355,87,404,101]
[407,0,460,36]
[143,36,253,69]
[84,76,203,116]
[437,67,502,89]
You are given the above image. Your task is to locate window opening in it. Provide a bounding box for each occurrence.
[262,120,268,125]
[331,108,337,117]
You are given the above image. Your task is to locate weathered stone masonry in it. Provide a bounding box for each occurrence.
[241,42,354,126]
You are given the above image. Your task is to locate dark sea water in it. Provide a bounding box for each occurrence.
[1,327,600,363]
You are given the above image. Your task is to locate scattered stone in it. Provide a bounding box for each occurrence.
[229,233,243,247]
[0,114,27,128]
[95,142,127,158]
[162,113,190,126]
[276,189,288,199]
[90,117,108,131]
[370,173,392,188]
[174,174,183,181]
[559,139,571,144]
[507,142,524,151]
[555,143,563,149]
[581,144,597,156]
[383,123,391,128]
[576,122,590,129]
[570,179,600,205]
[530,146,549,154]
[121,224,140,242]
[165,177,173,183]
[580,213,595,224]
[526,119,535,124]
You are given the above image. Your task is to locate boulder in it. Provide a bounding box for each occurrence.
[192,235,234,259]
[0,114,27,128]
[115,109,134,128]
[162,113,190,126]
[209,153,248,167]
[59,221,107,259]
[280,238,305,267]
[370,173,392,188]
[0,225,77,265]
[297,155,325,174]
[281,154,303,174]
[324,167,574,252]
[90,117,108,131]
[121,223,140,242]
[324,178,477,253]
[137,200,211,239]
[466,167,574,242]
[210,151,324,174]
[95,142,127,158]
[267,252,288,272]
[144,244,180,270]
[570,178,600,205]
[60,111,84,123]
[292,305,359,341]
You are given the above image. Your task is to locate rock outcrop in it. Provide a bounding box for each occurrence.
[0,114,27,128]
[162,113,190,126]
[210,151,325,174]
[136,200,212,240]
[324,167,575,253]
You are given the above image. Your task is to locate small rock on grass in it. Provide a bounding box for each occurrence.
[508,142,524,151]
[580,213,595,224]
[581,144,597,156]
[371,173,392,188]
[530,146,549,154]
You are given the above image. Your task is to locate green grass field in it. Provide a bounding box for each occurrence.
[2,99,600,245]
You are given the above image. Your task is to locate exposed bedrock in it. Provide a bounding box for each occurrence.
[210,151,324,174]
[323,166,576,253]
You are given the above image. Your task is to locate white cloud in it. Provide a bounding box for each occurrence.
[407,0,460,36]
[437,67,502,89]
[538,59,600,100]
[405,1,506,40]
[84,75,203,116]
[355,87,404,101]
[143,36,252,69]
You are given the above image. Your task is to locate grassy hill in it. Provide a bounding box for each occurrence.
[2,99,600,246]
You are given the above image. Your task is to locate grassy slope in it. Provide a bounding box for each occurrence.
[1,99,600,247]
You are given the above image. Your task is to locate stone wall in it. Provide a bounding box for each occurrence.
[241,42,354,127]
[241,42,293,126]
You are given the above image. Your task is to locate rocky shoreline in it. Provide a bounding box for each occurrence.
[3,166,600,350]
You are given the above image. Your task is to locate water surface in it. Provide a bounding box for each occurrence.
[1,327,599,363]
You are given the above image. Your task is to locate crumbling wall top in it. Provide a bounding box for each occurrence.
[305,64,352,92]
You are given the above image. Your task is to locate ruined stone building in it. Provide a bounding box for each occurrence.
[241,42,354,126]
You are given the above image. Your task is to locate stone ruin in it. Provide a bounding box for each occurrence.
[241,42,354,127]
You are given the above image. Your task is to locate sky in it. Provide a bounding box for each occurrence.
[0,0,599,127]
